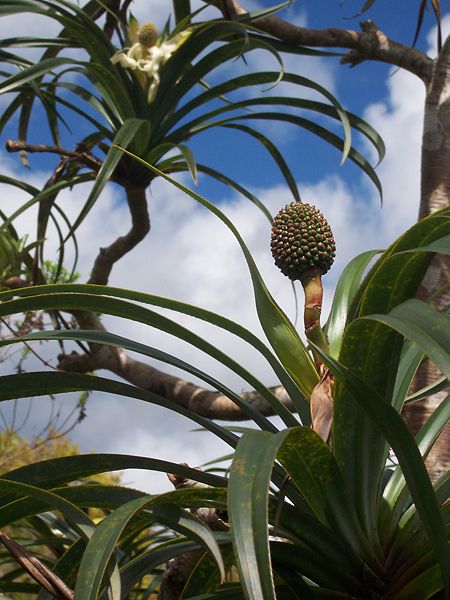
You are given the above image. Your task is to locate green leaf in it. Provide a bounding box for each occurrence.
[4,327,280,433]
[273,503,364,590]
[170,110,381,198]
[348,209,450,323]
[229,430,286,600]
[38,538,86,600]
[382,394,450,533]
[228,428,372,597]
[177,143,198,184]
[394,563,449,600]
[120,538,208,596]
[173,0,191,24]
[391,339,424,411]
[0,57,79,94]
[405,376,448,404]
[0,479,94,538]
[189,163,273,222]
[334,207,450,541]
[0,173,92,233]
[345,0,377,18]
[181,544,236,598]
[270,541,361,596]
[222,123,300,202]
[162,72,359,168]
[398,233,450,256]
[114,151,319,401]
[276,428,371,561]
[43,79,113,133]
[313,344,450,595]
[0,291,299,427]
[0,282,306,425]
[0,371,239,451]
[0,454,225,497]
[363,299,450,379]
[324,249,381,358]
[75,497,225,599]
[150,23,284,129]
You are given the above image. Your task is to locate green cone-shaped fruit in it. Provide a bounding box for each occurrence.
[271,202,335,280]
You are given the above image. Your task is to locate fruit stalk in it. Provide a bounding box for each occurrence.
[270,201,335,366]
[300,267,329,367]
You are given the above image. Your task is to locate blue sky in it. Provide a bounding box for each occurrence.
[0,0,446,491]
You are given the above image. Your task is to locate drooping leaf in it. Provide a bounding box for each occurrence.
[114,152,319,403]
[0,479,94,539]
[363,299,450,379]
[222,123,300,202]
[0,453,225,496]
[0,282,306,424]
[0,290,299,427]
[0,371,240,452]
[381,394,450,532]
[334,207,450,541]
[343,0,377,19]
[2,327,281,433]
[67,118,150,238]
[74,496,225,600]
[0,57,79,94]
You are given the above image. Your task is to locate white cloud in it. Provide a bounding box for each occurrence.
[363,70,424,238]
[0,3,435,494]
[427,14,450,57]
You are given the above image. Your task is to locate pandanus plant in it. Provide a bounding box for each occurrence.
[0,0,383,281]
[0,1,447,598]
[0,160,448,597]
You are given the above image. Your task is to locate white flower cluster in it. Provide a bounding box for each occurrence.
[111,25,191,103]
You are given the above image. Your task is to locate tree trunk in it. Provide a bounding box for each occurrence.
[402,36,450,482]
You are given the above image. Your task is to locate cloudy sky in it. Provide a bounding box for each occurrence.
[0,1,445,492]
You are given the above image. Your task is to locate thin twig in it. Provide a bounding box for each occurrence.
[5,140,103,173]
[0,317,58,371]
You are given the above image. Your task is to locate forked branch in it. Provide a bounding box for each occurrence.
[204,0,433,84]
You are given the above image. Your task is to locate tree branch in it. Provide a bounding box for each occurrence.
[56,179,288,421]
[88,187,150,285]
[204,0,433,84]
[58,339,294,420]
[5,140,103,173]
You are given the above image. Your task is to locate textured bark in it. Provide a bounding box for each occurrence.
[402,37,450,482]
[58,338,294,420]
[419,36,450,218]
[157,550,203,600]
[204,0,433,83]
[88,187,150,285]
